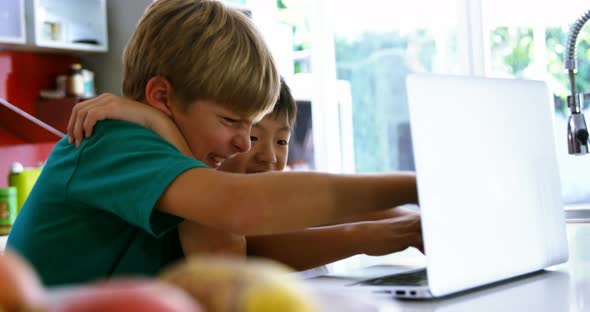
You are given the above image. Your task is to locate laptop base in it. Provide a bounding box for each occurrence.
[351,268,434,299]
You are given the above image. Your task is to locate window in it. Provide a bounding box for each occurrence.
[277,0,590,204]
[330,0,468,173]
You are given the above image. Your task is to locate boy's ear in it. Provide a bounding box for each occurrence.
[145,76,174,116]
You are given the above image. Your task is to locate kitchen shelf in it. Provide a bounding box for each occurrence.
[0,97,63,145]
[36,97,80,133]
[0,98,62,187]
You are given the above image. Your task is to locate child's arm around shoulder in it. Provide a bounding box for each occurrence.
[67,93,191,156]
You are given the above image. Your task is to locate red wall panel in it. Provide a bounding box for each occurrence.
[0,51,79,115]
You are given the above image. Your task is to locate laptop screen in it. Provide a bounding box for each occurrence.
[406,74,568,297]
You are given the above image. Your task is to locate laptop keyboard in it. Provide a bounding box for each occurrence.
[359,269,428,286]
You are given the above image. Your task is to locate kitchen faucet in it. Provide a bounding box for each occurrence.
[564,9,590,155]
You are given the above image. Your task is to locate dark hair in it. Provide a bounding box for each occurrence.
[270,78,297,128]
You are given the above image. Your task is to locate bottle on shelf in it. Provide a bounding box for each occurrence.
[8,162,42,214]
[0,187,17,236]
[66,63,85,97]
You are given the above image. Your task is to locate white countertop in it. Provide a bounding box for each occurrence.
[2,212,589,311]
[306,223,590,311]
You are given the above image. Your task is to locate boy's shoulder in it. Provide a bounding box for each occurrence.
[85,120,167,147]
[52,119,206,189]
[93,120,155,137]
[53,120,180,165]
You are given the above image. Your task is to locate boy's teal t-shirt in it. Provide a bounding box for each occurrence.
[7,120,208,286]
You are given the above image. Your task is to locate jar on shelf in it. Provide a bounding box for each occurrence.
[66,63,85,97]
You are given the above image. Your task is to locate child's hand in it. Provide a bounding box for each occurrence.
[67,94,164,147]
[66,93,192,156]
[356,213,423,256]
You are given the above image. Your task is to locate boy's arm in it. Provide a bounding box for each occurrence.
[67,94,192,156]
[178,221,246,257]
[246,214,422,271]
[328,205,418,225]
[156,170,418,236]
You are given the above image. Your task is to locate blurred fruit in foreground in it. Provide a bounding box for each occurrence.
[46,279,203,312]
[0,251,202,312]
[0,250,46,312]
[160,256,318,312]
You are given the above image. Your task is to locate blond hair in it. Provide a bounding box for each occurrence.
[122,0,279,119]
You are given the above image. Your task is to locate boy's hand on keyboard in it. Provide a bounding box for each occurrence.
[356,213,423,256]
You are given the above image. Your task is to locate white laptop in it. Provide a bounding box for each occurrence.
[353,74,568,299]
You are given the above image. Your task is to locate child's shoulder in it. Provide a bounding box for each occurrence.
[93,120,189,155]
[94,120,152,135]
[57,120,166,154]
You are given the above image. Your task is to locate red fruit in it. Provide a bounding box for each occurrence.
[46,278,203,312]
[0,250,46,312]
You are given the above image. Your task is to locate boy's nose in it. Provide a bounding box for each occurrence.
[257,144,277,164]
[233,132,251,153]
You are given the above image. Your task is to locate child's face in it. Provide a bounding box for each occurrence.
[218,113,291,173]
[172,100,254,169]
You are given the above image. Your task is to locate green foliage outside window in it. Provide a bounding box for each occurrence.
[276,0,287,9]
[224,0,246,5]
[490,26,590,115]
[334,31,435,172]
[276,0,311,73]
[490,27,533,77]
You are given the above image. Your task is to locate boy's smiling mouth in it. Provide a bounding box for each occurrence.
[207,154,226,168]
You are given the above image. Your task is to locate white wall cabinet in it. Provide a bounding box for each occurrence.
[0,0,26,44]
[0,0,108,53]
[26,0,108,52]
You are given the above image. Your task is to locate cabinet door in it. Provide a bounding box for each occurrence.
[32,0,108,52]
[0,0,26,44]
